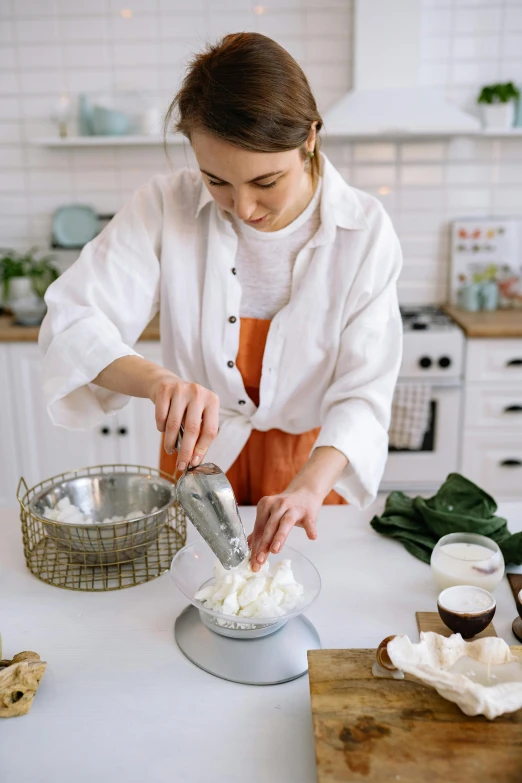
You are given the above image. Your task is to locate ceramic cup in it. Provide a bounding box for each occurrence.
[437,585,496,639]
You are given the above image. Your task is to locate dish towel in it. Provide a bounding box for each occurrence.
[370,472,522,565]
[388,383,432,450]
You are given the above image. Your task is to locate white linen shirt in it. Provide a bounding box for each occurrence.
[39,154,403,508]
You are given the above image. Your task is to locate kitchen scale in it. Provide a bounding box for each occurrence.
[170,541,321,685]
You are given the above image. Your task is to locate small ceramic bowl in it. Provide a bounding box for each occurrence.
[516,589,522,619]
[437,585,496,639]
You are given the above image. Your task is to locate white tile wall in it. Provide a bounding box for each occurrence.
[1,0,522,305]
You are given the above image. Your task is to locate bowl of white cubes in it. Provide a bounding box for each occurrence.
[29,469,177,566]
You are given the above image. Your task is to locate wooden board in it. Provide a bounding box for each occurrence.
[416,611,497,639]
[0,313,160,342]
[308,646,522,783]
[442,304,522,337]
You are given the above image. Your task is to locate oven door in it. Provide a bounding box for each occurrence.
[380,380,462,492]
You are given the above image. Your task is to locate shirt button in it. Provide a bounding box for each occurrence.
[228,316,237,323]
[227,360,234,368]
[231,267,236,275]
[238,399,246,405]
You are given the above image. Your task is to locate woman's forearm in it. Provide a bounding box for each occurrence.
[93,356,176,399]
[286,445,348,499]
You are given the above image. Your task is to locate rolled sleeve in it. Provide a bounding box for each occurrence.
[39,181,162,430]
[313,207,403,507]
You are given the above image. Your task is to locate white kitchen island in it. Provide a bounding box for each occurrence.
[1,501,522,783]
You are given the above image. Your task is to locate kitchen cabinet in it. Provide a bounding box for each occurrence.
[0,341,163,507]
[462,338,522,500]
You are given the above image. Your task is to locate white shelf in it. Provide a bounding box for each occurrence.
[34,129,522,147]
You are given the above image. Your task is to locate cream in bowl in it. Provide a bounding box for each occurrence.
[437,585,496,639]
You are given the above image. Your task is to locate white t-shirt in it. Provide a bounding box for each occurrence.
[231,180,322,319]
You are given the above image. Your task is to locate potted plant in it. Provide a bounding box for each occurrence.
[477,82,520,130]
[0,248,60,325]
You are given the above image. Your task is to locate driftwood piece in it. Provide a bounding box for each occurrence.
[0,651,47,717]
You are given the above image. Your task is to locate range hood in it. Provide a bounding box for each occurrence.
[323,0,481,136]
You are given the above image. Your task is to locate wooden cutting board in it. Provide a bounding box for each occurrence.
[308,646,522,783]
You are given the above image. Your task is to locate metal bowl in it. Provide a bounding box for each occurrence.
[29,471,176,566]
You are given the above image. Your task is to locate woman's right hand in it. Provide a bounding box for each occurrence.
[149,372,220,471]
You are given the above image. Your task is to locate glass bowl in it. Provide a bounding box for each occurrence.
[170,541,321,639]
[430,532,505,592]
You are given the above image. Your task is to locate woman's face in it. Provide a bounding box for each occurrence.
[191,129,315,232]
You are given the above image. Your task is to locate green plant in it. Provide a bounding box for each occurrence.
[0,247,59,301]
[477,82,520,104]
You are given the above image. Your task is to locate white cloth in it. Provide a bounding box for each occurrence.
[389,383,432,450]
[232,179,322,319]
[39,154,403,508]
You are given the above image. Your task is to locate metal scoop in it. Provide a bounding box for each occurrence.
[174,427,249,569]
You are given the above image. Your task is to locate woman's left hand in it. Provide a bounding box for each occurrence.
[248,488,322,572]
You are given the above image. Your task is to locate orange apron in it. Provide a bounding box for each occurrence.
[160,317,346,506]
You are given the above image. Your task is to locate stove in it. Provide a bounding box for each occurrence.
[381,305,466,491]
[400,306,464,380]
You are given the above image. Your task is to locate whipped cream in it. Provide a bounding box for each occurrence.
[43,496,158,525]
[195,557,305,619]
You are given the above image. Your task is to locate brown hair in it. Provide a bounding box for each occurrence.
[164,32,323,185]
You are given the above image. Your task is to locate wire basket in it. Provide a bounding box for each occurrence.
[17,464,187,592]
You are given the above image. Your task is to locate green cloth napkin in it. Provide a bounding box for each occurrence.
[370,473,522,565]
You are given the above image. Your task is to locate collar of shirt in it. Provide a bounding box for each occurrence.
[194,153,369,245]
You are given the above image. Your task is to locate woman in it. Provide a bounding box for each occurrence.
[39,33,403,573]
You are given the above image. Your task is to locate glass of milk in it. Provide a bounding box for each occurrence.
[430,532,505,592]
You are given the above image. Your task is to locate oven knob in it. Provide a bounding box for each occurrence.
[419,356,432,369]
[438,356,452,369]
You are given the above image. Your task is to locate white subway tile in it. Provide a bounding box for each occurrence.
[399,234,441,257]
[109,13,159,41]
[20,69,65,94]
[499,139,522,161]
[0,71,17,94]
[305,63,350,92]
[62,17,107,41]
[25,145,71,169]
[160,40,195,66]
[497,163,522,185]
[421,8,452,35]
[0,20,14,44]
[505,7,522,32]
[109,0,163,11]
[351,165,396,187]
[28,169,72,191]
[447,187,490,210]
[400,165,444,186]
[451,60,500,86]
[115,66,160,91]
[0,170,26,192]
[492,187,522,211]
[499,60,522,82]
[0,122,20,143]
[401,142,446,161]
[0,194,28,215]
[158,0,206,9]
[18,43,63,69]
[446,163,492,184]
[160,13,208,40]
[453,35,500,60]
[307,37,349,63]
[60,0,106,13]
[15,17,58,42]
[73,169,119,191]
[13,0,57,16]
[305,9,351,38]
[257,10,305,38]
[71,148,117,167]
[422,35,451,60]
[502,35,522,60]
[399,187,445,210]
[208,12,256,38]
[64,43,111,69]
[113,42,160,67]
[448,136,493,161]
[0,146,23,166]
[398,211,445,233]
[2,46,16,69]
[418,61,449,86]
[0,215,30,239]
[453,8,503,34]
[31,192,74,212]
[0,96,20,119]
[74,191,124,213]
[353,143,396,162]
[67,68,114,92]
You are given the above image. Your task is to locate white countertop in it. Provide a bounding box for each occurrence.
[1,500,522,783]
